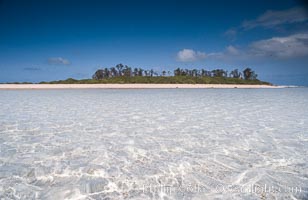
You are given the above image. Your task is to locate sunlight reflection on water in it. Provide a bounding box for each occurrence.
[0,88,307,199]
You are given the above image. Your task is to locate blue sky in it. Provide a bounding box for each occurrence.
[0,0,308,85]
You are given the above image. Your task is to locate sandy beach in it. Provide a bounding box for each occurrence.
[0,84,285,89]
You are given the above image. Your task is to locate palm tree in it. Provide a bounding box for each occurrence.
[110,67,118,77]
[92,69,104,80]
[150,69,154,77]
[230,69,241,78]
[192,69,198,77]
[123,65,132,77]
[174,68,181,76]
[138,68,144,76]
[133,68,139,76]
[116,64,124,76]
[243,68,258,80]
[92,65,260,82]
[212,69,226,77]
[103,68,110,78]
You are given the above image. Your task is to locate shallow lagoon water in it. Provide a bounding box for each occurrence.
[0,88,308,199]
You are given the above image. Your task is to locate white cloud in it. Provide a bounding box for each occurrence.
[250,33,308,58]
[180,34,308,62]
[48,57,70,65]
[224,28,237,40]
[206,45,241,59]
[176,49,206,62]
[225,45,240,55]
[242,7,308,29]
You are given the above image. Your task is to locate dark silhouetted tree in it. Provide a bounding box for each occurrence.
[92,69,104,80]
[230,69,242,78]
[243,68,258,80]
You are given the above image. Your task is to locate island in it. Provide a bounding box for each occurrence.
[1,64,284,89]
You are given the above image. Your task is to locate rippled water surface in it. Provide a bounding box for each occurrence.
[0,89,308,199]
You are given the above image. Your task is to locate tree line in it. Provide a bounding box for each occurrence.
[92,64,258,80]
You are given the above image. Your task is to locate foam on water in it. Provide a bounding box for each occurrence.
[0,89,308,199]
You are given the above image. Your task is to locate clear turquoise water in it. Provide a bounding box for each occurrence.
[0,89,307,199]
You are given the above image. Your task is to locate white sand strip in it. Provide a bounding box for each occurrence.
[0,84,286,89]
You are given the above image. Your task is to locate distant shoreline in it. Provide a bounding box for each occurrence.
[0,84,287,89]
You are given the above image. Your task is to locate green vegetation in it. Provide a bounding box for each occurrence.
[40,76,269,85]
[5,82,33,84]
[38,64,270,85]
